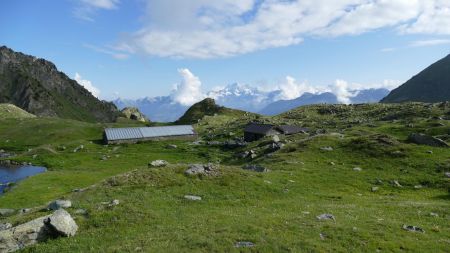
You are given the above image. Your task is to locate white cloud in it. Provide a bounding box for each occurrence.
[74,73,101,98]
[170,69,205,106]
[276,76,319,100]
[329,80,355,104]
[409,39,450,47]
[114,0,450,59]
[74,0,120,21]
[80,0,119,10]
[83,43,130,60]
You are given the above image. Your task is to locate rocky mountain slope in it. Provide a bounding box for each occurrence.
[0,46,119,122]
[176,98,248,124]
[382,54,450,103]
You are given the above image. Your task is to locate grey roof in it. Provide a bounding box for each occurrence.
[244,123,276,134]
[105,125,195,141]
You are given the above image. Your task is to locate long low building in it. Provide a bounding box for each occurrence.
[104,125,197,144]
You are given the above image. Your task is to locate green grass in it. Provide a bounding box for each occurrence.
[0,102,449,252]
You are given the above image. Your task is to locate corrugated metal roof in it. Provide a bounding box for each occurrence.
[105,125,195,141]
[244,123,276,134]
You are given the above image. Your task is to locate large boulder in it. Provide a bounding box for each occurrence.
[0,209,77,252]
[408,133,449,147]
[44,209,78,237]
[120,107,148,122]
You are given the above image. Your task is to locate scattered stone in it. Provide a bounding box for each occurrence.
[44,209,78,237]
[109,200,120,207]
[426,150,433,154]
[371,186,379,192]
[73,145,84,153]
[408,133,449,147]
[402,225,425,233]
[48,200,72,210]
[74,209,88,215]
[166,144,177,149]
[319,233,327,240]
[234,241,255,248]
[184,195,202,201]
[242,164,269,173]
[149,160,168,167]
[185,164,217,176]
[330,162,336,166]
[316,214,336,222]
[353,167,362,172]
[0,223,12,231]
[414,185,423,189]
[393,180,403,187]
[320,146,333,151]
[0,209,15,217]
[445,172,450,178]
[430,212,439,217]
[272,135,280,143]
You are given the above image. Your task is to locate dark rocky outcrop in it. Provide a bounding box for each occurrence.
[176,98,246,124]
[408,133,449,147]
[382,54,450,103]
[0,46,119,122]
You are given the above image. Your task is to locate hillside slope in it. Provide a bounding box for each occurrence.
[0,46,119,122]
[0,103,35,119]
[176,98,248,124]
[381,54,450,103]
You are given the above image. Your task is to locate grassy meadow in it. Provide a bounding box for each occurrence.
[0,102,449,252]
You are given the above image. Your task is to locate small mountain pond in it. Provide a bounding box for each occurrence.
[0,165,46,195]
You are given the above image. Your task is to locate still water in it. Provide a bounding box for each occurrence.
[0,165,46,194]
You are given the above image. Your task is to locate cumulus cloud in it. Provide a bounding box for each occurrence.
[170,69,205,106]
[276,76,319,100]
[74,0,119,21]
[113,0,450,59]
[74,73,101,98]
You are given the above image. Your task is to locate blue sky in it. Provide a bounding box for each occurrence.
[1,0,450,101]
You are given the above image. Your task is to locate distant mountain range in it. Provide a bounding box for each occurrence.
[0,46,119,122]
[114,84,390,121]
[260,88,390,116]
[382,54,450,103]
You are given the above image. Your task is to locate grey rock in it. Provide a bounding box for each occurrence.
[445,172,450,178]
[414,185,423,189]
[0,223,12,231]
[166,144,177,149]
[272,135,280,143]
[371,186,379,192]
[402,225,424,233]
[184,195,202,201]
[109,199,120,207]
[316,214,336,222]
[320,146,333,151]
[44,209,78,237]
[393,180,402,187]
[235,241,255,248]
[242,165,269,173]
[185,164,217,176]
[149,160,168,167]
[408,133,449,147]
[74,209,88,215]
[0,209,15,217]
[430,212,439,217]
[0,209,78,252]
[353,167,362,172]
[48,200,72,210]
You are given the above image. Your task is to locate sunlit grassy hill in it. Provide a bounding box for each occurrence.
[0,102,449,252]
